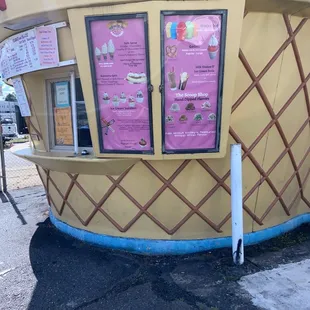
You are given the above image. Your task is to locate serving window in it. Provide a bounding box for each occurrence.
[47,76,93,151]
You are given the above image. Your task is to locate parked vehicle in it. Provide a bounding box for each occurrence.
[1,118,18,146]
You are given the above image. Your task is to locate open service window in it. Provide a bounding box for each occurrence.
[68,0,245,159]
[47,75,93,151]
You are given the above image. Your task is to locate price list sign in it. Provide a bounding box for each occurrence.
[0,26,59,79]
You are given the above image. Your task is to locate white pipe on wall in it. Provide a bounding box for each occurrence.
[230,143,244,265]
[70,71,78,155]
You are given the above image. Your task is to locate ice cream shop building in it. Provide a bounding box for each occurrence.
[0,0,309,254]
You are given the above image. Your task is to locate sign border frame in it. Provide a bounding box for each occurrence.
[85,12,155,155]
[160,9,228,154]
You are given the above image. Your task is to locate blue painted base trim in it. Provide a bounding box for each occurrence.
[49,211,310,255]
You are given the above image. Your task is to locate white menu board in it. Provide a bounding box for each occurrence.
[0,26,59,79]
[12,77,31,117]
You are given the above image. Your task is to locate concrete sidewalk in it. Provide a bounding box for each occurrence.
[1,186,310,310]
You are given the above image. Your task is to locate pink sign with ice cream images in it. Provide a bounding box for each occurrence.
[162,12,226,153]
[87,14,153,153]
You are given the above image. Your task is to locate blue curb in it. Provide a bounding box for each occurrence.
[49,211,310,255]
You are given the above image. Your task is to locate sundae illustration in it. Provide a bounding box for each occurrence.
[136,90,144,103]
[208,113,216,120]
[112,95,120,107]
[178,72,189,90]
[128,96,135,107]
[95,47,101,61]
[103,92,110,104]
[185,103,195,111]
[167,67,177,90]
[201,101,211,110]
[120,92,126,103]
[166,115,174,123]
[208,34,219,60]
[194,113,203,121]
[166,45,177,58]
[139,138,147,147]
[179,115,188,122]
[170,103,180,112]
[126,72,147,84]
[108,39,115,60]
[107,20,128,37]
[102,43,108,61]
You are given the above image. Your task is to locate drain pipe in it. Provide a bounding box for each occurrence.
[230,144,244,265]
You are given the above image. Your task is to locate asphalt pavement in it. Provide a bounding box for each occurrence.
[1,186,310,310]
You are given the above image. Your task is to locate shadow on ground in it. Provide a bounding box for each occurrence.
[27,218,310,310]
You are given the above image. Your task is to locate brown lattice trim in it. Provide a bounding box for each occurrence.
[232,18,308,113]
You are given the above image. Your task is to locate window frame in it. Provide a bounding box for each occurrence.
[46,73,93,153]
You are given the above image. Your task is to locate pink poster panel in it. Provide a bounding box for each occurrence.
[87,14,153,154]
[162,11,226,153]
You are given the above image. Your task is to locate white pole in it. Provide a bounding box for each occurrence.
[70,71,78,155]
[230,144,244,265]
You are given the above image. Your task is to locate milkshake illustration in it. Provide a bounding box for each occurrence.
[136,90,144,103]
[128,96,135,107]
[178,72,189,90]
[167,67,177,90]
[102,43,108,61]
[186,21,194,39]
[208,34,219,59]
[108,39,115,60]
[165,22,172,38]
[103,92,110,104]
[120,92,126,103]
[95,47,101,61]
[112,95,120,107]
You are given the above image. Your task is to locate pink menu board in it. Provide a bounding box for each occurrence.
[86,14,153,154]
[162,11,227,153]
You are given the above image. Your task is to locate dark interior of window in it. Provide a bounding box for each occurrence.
[75,78,92,147]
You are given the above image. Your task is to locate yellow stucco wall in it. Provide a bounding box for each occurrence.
[1,1,309,240]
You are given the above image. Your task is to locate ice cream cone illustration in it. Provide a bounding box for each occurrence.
[102,43,108,61]
[208,34,219,60]
[95,47,101,61]
[108,39,115,60]
[178,72,189,90]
